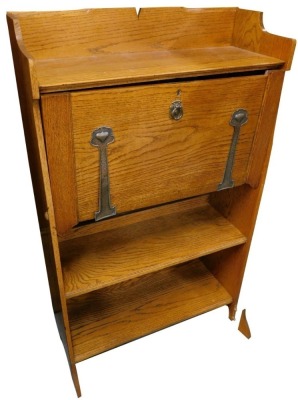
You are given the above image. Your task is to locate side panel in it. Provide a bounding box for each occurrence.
[206,70,285,319]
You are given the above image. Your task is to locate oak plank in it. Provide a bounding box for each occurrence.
[9,8,237,58]
[67,260,232,362]
[8,8,294,98]
[247,70,285,187]
[60,203,246,298]
[71,75,267,222]
[36,47,281,93]
[7,14,80,392]
[58,196,209,242]
[41,93,78,235]
[207,68,288,320]
[232,8,296,71]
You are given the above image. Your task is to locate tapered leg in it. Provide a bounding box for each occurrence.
[70,363,81,398]
[238,309,251,339]
[228,302,237,321]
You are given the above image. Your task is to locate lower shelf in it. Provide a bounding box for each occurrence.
[67,259,232,363]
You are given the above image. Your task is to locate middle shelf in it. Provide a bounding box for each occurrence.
[60,196,247,299]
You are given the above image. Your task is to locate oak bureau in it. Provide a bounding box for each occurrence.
[7,7,295,397]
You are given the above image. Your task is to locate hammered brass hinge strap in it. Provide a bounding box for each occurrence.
[90,126,116,222]
[218,109,248,191]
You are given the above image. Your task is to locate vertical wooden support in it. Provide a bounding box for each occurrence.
[33,100,82,397]
[206,70,285,320]
[7,14,81,396]
[71,364,81,398]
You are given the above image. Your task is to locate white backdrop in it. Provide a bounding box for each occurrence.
[1,1,297,399]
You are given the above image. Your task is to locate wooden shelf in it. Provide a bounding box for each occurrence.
[60,200,246,298]
[36,47,283,93]
[67,259,232,362]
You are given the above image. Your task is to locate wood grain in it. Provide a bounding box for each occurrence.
[61,202,246,298]
[206,68,288,320]
[8,7,294,97]
[247,70,285,187]
[232,8,296,71]
[41,93,78,235]
[58,196,209,242]
[67,259,232,362]
[35,47,281,93]
[9,8,237,58]
[7,7,295,397]
[70,75,267,223]
[7,13,81,395]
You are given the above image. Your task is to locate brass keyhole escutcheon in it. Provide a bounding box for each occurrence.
[169,100,183,120]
